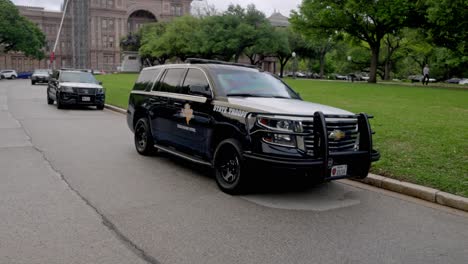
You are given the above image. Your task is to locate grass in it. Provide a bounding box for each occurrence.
[97,74,468,197]
[97,73,139,108]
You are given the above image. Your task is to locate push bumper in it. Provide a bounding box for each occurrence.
[244,111,380,181]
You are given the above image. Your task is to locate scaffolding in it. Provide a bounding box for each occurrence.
[69,0,89,69]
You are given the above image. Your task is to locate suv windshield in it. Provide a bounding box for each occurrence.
[211,68,300,99]
[34,70,49,74]
[60,72,98,84]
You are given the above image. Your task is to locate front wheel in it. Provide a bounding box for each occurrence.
[214,139,248,194]
[56,94,63,109]
[11,75,16,79]
[47,93,54,105]
[134,118,156,155]
[96,104,104,110]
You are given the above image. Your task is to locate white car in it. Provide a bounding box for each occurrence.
[459,79,468,85]
[0,70,18,79]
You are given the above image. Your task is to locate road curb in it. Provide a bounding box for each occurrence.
[104,104,468,212]
[355,174,468,212]
[105,104,127,115]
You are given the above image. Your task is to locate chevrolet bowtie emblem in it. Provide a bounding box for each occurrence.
[329,130,346,141]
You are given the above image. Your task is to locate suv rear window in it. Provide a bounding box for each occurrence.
[158,68,186,93]
[134,68,161,91]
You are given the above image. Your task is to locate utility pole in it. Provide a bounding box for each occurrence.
[51,0,71,70]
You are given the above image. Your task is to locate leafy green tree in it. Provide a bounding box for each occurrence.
[425,0,467,58]
[199,4,272,62]
[295,0,416,83]
[139,22,169,64]
[273,28,306,78]
[0,0,45,59]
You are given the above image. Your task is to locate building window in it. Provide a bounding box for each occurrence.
[171,4,183,16]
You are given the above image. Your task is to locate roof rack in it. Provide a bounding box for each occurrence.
[60,68,93,73]
[185,58,259,69]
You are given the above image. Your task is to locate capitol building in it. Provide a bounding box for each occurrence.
[0,0,192,72]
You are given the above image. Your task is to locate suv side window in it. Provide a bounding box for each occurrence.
[159,68,186,93]
[133,68,160,91]
[181,69,210,95]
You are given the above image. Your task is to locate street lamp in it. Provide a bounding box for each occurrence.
[292,52,297,79]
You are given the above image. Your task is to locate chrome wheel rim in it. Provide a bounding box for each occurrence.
[219,152,240,184]
[135,123,147,150]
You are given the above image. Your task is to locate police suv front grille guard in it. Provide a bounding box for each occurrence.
[245,112,377,178]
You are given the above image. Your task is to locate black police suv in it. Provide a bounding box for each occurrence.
[47,69,105,109]
[127,59,380,194]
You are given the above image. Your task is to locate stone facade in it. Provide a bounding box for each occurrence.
[0,0,192,72]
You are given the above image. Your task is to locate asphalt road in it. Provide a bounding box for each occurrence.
[1,80,467,264]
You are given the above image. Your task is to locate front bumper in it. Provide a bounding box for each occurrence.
[244,112,380,181]
[243,150,380,181]
[59,92,105,106]
[32,76,49,83]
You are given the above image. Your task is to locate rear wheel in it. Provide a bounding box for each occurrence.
[134,118,156,156]
[214,139,248,194]
[32,81,36,85]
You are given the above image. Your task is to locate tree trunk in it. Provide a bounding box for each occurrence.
[319,51,326,79]
[384,60,391,81]
[369,45,380,83]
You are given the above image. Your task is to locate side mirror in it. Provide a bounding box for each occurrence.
[189,85,211,98]
[99,81,103,85]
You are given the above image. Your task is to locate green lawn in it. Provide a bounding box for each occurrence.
[97,74,468,197]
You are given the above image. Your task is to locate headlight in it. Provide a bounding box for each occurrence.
[257,116,297,147]
[95,88,104,94]
[60,86,74,93]
[258,117,295,132]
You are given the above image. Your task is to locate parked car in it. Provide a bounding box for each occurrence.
[0,70,18,79]
[47,69,105,110]
[459,78,468,85]
[334,74,348,80]
[31,69,51,85]
[126,58,380,194]
[409,75,436,83]
[17,72,33,79]
[445,78,461,84]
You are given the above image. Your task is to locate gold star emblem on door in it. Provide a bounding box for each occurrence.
[181,103,194,125]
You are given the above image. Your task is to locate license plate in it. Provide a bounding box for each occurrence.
[331,165,347,177]
[81,96,91,102]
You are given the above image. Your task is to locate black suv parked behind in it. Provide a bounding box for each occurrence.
[127,59,380,194]
[47,69,105,109]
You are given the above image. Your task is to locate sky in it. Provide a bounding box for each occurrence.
[11,0,302,17]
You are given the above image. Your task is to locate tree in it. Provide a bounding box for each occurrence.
[273,28,306,78]
[199,4,272,62]
[139,22,169,65]
[0,0,46,59]
[424,0,467,58]
[295,0,416,83]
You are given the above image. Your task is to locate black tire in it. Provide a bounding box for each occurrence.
[96,104,104,110]
[32,81,35,85]
[11,75,16,79]
[134,118,156,156]
[56,94,63,109]
[47,93,54,105]
[213,138,248,194]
